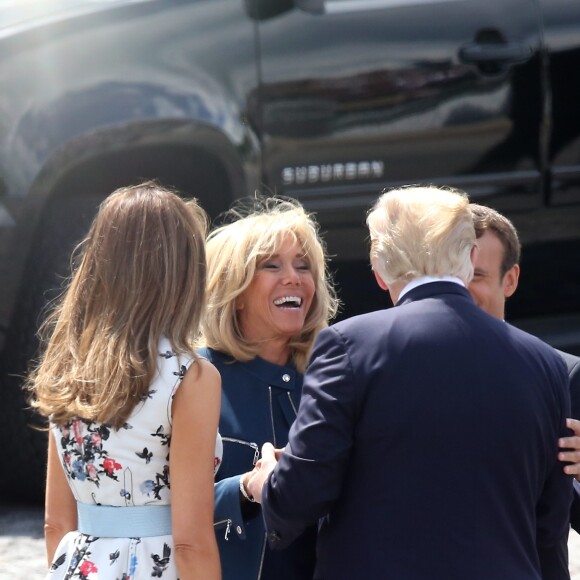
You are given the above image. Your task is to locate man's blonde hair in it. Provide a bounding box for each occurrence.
[28,182,208,428]
[199,197,338,373]
[367,185,475,287]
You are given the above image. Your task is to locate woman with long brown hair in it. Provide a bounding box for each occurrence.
[29,182,221,580]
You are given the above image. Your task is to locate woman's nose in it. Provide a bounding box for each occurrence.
[282,265,301,284]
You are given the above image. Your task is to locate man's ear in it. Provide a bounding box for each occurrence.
[502,264,520,299]
[470,243,478,264]
[373,269,389,291]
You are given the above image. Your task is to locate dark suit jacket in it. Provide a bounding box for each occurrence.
[262,282,572,580]
[561,350,580,533]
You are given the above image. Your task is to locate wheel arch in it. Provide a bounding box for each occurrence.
[30,119,252,217]
[0,120,256,502]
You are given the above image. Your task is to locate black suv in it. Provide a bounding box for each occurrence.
[1,0,579,500]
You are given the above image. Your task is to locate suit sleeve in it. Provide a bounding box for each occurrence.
[571,480,580,535]
[566,355,580,533]
[261,326,360,549]
[536,355,573,580]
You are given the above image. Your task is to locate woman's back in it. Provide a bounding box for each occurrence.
[33,184,221,580]
[48,338,199,579]
[53,337,185,508]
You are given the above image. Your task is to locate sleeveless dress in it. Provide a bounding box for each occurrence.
[46,337,222,580]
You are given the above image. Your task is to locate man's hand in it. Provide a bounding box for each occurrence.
[558,418,580,481]
[246,442,278,503]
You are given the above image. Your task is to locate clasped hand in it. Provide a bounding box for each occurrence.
[241,418,580,505]
[559,418,580,481]
[245,443,284,503]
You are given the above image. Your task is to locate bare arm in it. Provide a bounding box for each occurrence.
[171,358,221,580]
[44,433,77,566]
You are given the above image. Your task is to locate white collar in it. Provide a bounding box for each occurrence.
[397,276,465,302]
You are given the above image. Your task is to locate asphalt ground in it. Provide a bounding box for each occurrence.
[2,503,580,579]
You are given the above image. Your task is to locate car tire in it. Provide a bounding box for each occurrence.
[0,194,102,503]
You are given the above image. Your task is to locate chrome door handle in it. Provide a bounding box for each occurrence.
[459,42,532,65]
[295,0,325,14]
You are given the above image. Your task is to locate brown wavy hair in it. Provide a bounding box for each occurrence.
[28,182,208,428]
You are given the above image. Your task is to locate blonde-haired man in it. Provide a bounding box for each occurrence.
[249,185,571,580]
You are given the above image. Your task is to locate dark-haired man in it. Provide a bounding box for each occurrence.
[468,204,580,457]
[469,203,580,576]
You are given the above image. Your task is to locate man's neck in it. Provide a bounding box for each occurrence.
[397,275,465,304]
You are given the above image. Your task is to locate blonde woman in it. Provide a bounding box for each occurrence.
[197,197,339,580]
[29,183,221,580]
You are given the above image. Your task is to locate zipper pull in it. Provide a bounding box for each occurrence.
[224,519,232,541]
[253,446,260,465]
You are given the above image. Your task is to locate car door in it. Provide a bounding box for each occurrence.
[540,0,580,207]
[251,0,544,314]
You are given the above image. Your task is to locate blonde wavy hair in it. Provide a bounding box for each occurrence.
[367,185,475,286]
[28,182,208,429]
[198,197,339,373]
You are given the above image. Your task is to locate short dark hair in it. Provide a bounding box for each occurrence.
[470,204,521,279]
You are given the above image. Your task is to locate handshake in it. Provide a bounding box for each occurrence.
[241,443,283,504]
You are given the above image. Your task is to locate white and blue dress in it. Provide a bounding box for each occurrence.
[47,338,222,580]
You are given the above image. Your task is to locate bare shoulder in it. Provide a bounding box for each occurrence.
[194,357,221,385]
[180,356,221,393]
[172,357,221,420]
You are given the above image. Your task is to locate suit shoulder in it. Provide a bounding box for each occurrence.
[329,309,390,334]
[561,350,580,420]
[497,323,568,378]
[505,323,558,354]
[320,311,394,358]
[556,349,580,375]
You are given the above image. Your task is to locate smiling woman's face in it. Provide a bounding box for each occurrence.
[237,236,315,350]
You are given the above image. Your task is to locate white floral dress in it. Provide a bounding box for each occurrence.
[47,338,222,580]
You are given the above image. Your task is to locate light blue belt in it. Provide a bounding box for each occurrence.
[77,503,172,537]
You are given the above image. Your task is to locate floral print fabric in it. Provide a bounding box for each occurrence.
[46,338,222,580]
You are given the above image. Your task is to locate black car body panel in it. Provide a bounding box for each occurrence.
[0,0,579,499]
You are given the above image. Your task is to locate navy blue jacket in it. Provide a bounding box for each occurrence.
[199,348,316,580]
[262,282,572,580]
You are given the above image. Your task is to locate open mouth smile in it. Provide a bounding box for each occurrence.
[273,296,303,309]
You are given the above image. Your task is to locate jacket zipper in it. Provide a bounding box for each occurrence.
[287,391,298,415]
[214,518,232,540]
[221,436,259,465]
[268,386,277,447]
